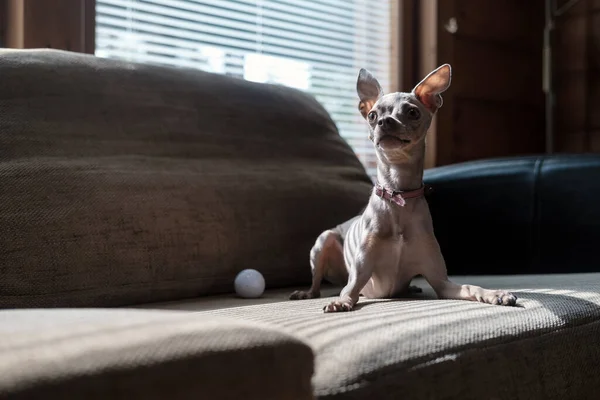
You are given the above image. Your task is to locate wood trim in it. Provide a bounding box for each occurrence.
[5,0,24,48]
[419,0,439,168]
[396,0,441,168]
[395,0,445,168]
[390,0,400,92]
[434,0,456,166]
[396,0,419,92]
[4,0,95,54]
[583,0,592,151]
[84,0,96,54]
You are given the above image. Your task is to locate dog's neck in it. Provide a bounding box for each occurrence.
[376,141,425,192]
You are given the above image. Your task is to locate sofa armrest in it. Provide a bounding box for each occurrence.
[0,310,314,400]
[424,154,600,275]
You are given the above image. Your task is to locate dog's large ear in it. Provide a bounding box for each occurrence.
[357,68,383,119]
[412,64,452,113]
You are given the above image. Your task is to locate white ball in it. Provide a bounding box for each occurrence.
[234,269,265,298]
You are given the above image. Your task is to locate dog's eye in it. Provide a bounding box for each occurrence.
[367,111,377,122]
[407,108,421,120]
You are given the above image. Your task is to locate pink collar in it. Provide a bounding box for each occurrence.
[374,182,426,207]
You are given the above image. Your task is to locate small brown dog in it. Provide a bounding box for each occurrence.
[290,64,517,312]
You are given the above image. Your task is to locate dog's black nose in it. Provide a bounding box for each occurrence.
[377,116,395,130]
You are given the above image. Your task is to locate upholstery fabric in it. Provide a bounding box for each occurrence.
[148,273,600,399]
[0,309,314,400]
[0,49,372,308]
[424,154,600,275]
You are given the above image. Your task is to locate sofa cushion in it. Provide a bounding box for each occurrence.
[423,156,540,275]
[423,154,600,275]
[0,309,314,400]
[0,48,372,308]
[536,155,600,273]
[148,274,600,399]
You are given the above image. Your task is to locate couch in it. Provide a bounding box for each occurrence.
[2,49,600,400]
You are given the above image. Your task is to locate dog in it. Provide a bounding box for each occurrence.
[290,64,518,312]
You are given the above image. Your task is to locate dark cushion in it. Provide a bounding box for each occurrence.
[0,48,372,308]
[424,154,600,275]
[537,155,600,273]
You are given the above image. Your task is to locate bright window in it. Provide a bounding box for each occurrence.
[95,0,394,176]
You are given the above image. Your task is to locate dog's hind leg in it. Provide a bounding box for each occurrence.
[289,230,346,300]
[414,233,517,306]
[429,276,517,306]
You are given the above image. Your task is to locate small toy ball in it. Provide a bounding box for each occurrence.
[234,269,265,298]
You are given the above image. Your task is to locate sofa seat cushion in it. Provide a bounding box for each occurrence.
[145,273,600,399]
[0,309,314,400]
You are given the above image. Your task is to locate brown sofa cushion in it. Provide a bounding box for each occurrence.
[157,273,600,399]
[0,309,314,400]
[0,48,372,307]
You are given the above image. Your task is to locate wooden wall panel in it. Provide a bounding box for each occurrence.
[591,73,600,130]
[554,0,600,153]
[556,0,600,14]
[451,39,542,106]
[453,98,544,161]
[592,12,600,70]
[592,131,600,151]
[555,14,587,72]
[435,0,545,166]
[452,0,540,49]
[557,131,586,152]
[555,73,587,133]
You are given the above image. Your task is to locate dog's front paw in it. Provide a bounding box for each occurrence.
[289,290,319,300]
[323,299,354,313]
[483,290,518,306]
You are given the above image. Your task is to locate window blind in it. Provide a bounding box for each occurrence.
[96,0,392,177]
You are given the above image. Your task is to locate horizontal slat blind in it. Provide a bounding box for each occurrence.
[96,0,392,177]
